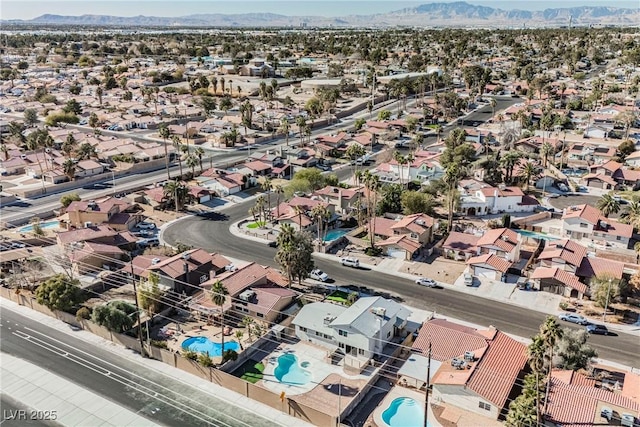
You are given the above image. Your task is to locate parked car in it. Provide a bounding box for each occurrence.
[578,185,588,193]
[341,257,360,268]
[267,241,278,248]
[315,164,331,172]
[416,278,437,287]
[309,269,330,282]
[586,324,609,335]
[137,222,156,230]
[10,242,26,249]
[464,273,474,286]
[558,313,589,325]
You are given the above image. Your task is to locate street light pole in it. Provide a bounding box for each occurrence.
[424,342,432,427]
[602,278,613,323]
[130,257,146,357]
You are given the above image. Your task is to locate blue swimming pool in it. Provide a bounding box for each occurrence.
[181,337,239,357]
[323,229,351,242]
[382,397,427,427]
[19,220,60,233]
[516,230,559,241]
[274,353,312,385]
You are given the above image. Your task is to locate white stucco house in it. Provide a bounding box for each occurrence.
[458,183,538,216]
[292,297,412,370]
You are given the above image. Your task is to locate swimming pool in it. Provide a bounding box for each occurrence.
[181,337,239,357]
[274,353,312,385]
[323,229,351,242]
[516,229,559,241]
[381,397,426,427]
[19,220,60,233]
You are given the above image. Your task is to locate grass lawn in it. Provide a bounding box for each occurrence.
[327,290,349,304]
[247,221,266,229]
[238,360,265,384]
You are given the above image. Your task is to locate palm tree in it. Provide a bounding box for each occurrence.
[625,200,640,231]
[158,124,171,181]
[76,142,97,160]
[311,204,330,245]
[185,153,198,177]
[394,151,405,186]
[164,180,187,212]
[539,316,563,415]
[597,193,620,218]
[274,185,284,219]
[254,195,268,226]
[0,143,8,161]
[295,116,306,146]
[96,86,103,106]
[209,280,229,356]
[242,316,255,343]
[519,162,539,190]
[443,164,462,232]
[489,97,497,117]
[362,170,380,249]
[501,151,523,184]
[172,136,183,178]
[261,178,273,221]
[61,133,77,159]
[62,159,76,181]
[275,223,296,287]
[279,118,290,147]
[540,142,553,168]
[194,147,205,172]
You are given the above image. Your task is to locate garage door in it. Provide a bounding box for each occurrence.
[387,248,406,259]
[474,266,495,279]
[199,195,211,203]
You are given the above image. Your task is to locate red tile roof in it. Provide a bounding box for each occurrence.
[479,186,524,198]
[442,232,480,253]
[538,239,587,268]
[412,319,488,362]
[530,267,588,294]
[390,213,435,231]
[466,331,528,411]
[577,256,625,280]
[57,225,118,245]
[545,377,640,427]
[562,204,602,224]
[476,228,519,253]
[377,235,422,254]
[467,253,513,273]
[371,217,398,238]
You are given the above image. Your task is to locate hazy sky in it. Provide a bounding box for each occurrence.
[2,0,638,20]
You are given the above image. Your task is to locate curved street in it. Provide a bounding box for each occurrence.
[162,198,639,367]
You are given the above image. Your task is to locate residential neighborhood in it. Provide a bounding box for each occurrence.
[1,4,640,427]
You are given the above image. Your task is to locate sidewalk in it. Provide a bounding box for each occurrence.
[227,219,640,337]
[1,353,159,427]
[1,299,313,427]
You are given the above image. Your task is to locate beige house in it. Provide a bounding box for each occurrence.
[64,197,141,231]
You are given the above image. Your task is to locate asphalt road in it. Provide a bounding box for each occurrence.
[0,309,279,427]
[162,199,639,367]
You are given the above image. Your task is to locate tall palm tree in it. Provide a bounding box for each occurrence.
[185,154,198,177]
[158,124,171,180]
[274,185,284,219]
[194,147,205,172]
[275,223,296,287]
[279,118,290,147]
[295,116,306,146]
[209,280,229,357]
[61,133,77,159]
[76,142,97,161]
[489,97,497,117]
[261,178,273,220]
[597,193,620,218]
[519,162,539,190]
[172,136,183,178]
[311,204,330,245]
[500,151,523,184]
[625,200,640,231]
[539,316,564,416]
[96,86,103,106]
[540,142,553,168]
[443,164,462,232]
[164,180,187,212]
[62,159,76,181]
[394,151,405,186]
[362,170,380,249]
[254,195,268,226]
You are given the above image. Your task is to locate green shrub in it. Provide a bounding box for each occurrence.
[222,349,238,363]
[365,246,383,256]
[151,340,168,349]
[198,352,214,367]
[76,306,91,320]
[182,349,198,360]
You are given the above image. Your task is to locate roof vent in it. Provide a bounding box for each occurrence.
[151,258,161,265]
[370,307,386,317]
[464,351,475,362]
[323,314,336,325]
[239,290,255,302]
[501,235,510,241]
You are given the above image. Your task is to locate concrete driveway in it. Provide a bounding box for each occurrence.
[548,194,627,219]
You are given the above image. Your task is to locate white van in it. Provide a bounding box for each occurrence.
[341,257,360,268]
[464,273,474,286]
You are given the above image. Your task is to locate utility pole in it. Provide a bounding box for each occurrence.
[424,342,432,427]
[130,257,146,357]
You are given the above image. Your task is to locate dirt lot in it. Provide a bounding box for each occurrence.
[400,255,467,285]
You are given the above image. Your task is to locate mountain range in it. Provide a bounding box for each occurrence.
[3,2,639,28]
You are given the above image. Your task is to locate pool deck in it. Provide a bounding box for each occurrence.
[373,386,441,427]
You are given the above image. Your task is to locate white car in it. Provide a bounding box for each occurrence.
[310,269,329,282]
[137,222,156,230]
[415,278,437,287]
[341,257,360,268]
[558,313,589,325]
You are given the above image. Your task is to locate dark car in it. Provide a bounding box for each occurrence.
[267,241,278,248]
[586,324,609,335]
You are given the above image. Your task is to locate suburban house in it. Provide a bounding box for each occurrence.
[476,228,521,262]
[190,262,295,324]
[441,232,481,261]
[412,319,528,421]
[64,197,142,231]
[561,204,634,249]
[145,248,223,294]
[466,253,512,282]
[312,186,366,216]
[545,369,640,427]
[458,182,538,216]
[368,213,436,260]
[582,159,640,190]
[56,225,138,252]
[69,241,125,275]
[624,150,640,167]
[537,239,587,274]
[198,169,247,196]
[271,196,335,232]
[293,297,412,371]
